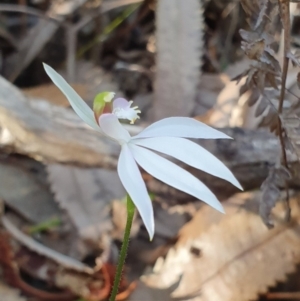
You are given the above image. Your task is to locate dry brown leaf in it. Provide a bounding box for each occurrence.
[282,115,300,161]
[0,282,27,301]
[0,156,59,224]
[232,0,283,130]
[241,0,269,29]
[260,166,291,228]
[241,0,278,31]
[280,64,300,139]
[47,164,125,243]
[241,39,266,61]
[143,192,300,301]
[236,1,300,135]
[215,62,299,130]
[153,0,204,119]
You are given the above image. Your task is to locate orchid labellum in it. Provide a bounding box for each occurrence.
[43,64,242,240]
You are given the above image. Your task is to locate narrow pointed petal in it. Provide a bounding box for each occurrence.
[129,144,224,213]
[118,144,154,239]
[131,137,243,190]
[132,117,231,140]
[43,63,100,131]
[99,114,131,144]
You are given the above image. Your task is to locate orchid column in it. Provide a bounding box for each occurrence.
[43,63,242,301]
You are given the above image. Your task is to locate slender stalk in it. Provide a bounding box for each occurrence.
[277,0,291,219]
[109,194,135,301]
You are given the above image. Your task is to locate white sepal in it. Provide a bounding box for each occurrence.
[43,64,100,131]
[129,144,224,213]
[118,144,154,239]
[132,117,232,140]
[132,137,242,190]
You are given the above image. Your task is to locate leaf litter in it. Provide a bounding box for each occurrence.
[0,155,59,224]
[0,221,134,300]
[47,164,125,244]
[0,282,27,301]
[0,156,138,300]
[141,191,300,301]
[260,166,291,228]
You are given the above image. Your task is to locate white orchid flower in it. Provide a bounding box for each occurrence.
[43,64,242,240]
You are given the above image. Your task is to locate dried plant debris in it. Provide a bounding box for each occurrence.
[240,0,270,30]
[233,52,282,132]
[260,166,291,228]
[1,215,93,274]
[244,66,300,133]
[237,0,300,134]
[236,0,281,130]
[0,230,75,301]
[0,227,133,300]
[282,114,300,161]
[0,282,27,301]
[241,0,279,32]
[0,156,59,224]
[47,164,125,244]
[142,192,300,301]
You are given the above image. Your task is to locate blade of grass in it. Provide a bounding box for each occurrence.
[77,3,140,58]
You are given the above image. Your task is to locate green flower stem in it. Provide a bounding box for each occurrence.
[109,194,135,301]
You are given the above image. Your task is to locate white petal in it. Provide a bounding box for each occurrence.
[99,114,131,144]
[132,117,231,140]
[113,98,130,109]
[118,144,154,239]
[131,137,243,190]
[129,144,224,213]
[43,63,100,131]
